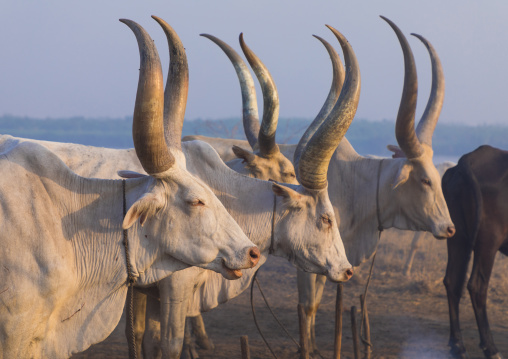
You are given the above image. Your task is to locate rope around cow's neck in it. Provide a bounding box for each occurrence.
[250,270,278,358]
[122,179,138,359]
[375,159,385,233]
[269,189,277,254]
[358,159,386,352]
[122,179,137,286]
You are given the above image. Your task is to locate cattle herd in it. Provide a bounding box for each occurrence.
[0,14,505,359]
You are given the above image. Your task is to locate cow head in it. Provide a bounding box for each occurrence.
[120,18,259,282]
[268,182,351,282]
[381,17,454,239]
[387,145,454,239]
[201,33,298,185]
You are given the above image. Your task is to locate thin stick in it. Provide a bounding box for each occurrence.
[240,335,250,359]
[360,294,371,359]
[351,306,360,359]
[297,304,309,359]
[333,283,343,359]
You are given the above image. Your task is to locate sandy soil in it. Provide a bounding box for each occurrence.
[72,231,508,359]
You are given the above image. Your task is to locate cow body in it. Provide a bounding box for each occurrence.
[0,139,255,358]
[443,145,508,359]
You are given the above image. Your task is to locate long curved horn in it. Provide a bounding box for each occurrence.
[296,26,361,190]
[381,16,423,159]
[200,34,260,149]
[412,33,444,148]
[120,19,174,174]
[293,34,345,170]
[152,16,188,150]
[239,33,280,157]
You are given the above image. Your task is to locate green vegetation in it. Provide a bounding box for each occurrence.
[0,114,506,157]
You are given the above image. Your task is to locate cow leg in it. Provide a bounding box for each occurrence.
[181,317,200,359]
[159,277,193,359]
[443,235,473,359]
[190,314,215,350]
[309,274,327,354]
[468,246,501,359]
[125,289,147,359]
[297,269,318,353]
[143,294,162,359]
[403,232,424,277]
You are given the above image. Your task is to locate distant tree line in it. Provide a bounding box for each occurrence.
[0,114,506,157]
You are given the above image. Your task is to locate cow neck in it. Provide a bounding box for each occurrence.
[122,179,137,287]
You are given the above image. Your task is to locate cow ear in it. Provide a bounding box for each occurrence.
[232,145,257,164]
[387,144,406,159]
[123,190,165,229]
[392,162,413,190]
[272,183,302,208]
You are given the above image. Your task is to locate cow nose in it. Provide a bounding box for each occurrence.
[248,246,260,267]
[345,268,354,281]
[447,226,456,238]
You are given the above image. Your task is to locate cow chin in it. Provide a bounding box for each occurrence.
[431,223,455,240]
[220,260,243,280]
[294,256,328,278]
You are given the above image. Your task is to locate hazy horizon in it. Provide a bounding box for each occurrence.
[1,1,507,126]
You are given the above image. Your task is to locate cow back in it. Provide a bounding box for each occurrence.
[443,145,508,249]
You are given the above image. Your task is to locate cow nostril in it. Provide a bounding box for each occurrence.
[346,268,354,279]
[248,247,260,265]
[447,226,456,237]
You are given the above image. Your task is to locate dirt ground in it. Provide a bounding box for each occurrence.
[73,230,508,359]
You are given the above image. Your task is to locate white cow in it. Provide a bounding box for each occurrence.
[0,18,259,359]
[10,17,355,358]
[130,24,361,359]
[184,16,455,354]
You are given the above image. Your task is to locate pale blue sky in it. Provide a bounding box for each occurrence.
[1,1,507,125]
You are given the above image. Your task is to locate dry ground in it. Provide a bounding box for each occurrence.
[73,230,508,359]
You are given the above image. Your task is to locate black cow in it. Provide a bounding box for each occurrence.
[443,145,508,359]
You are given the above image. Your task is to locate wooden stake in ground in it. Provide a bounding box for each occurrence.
[240,335,250,359]
[351,306,361,359]
[297,303,309,359]
[333,283,343,359]
[360,294,372,359]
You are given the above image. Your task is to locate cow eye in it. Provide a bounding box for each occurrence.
[189,199,205,207]
[321,215,332,227]
[421,178,431,187]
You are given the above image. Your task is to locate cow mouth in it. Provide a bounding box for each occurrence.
[222,261,243,279]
